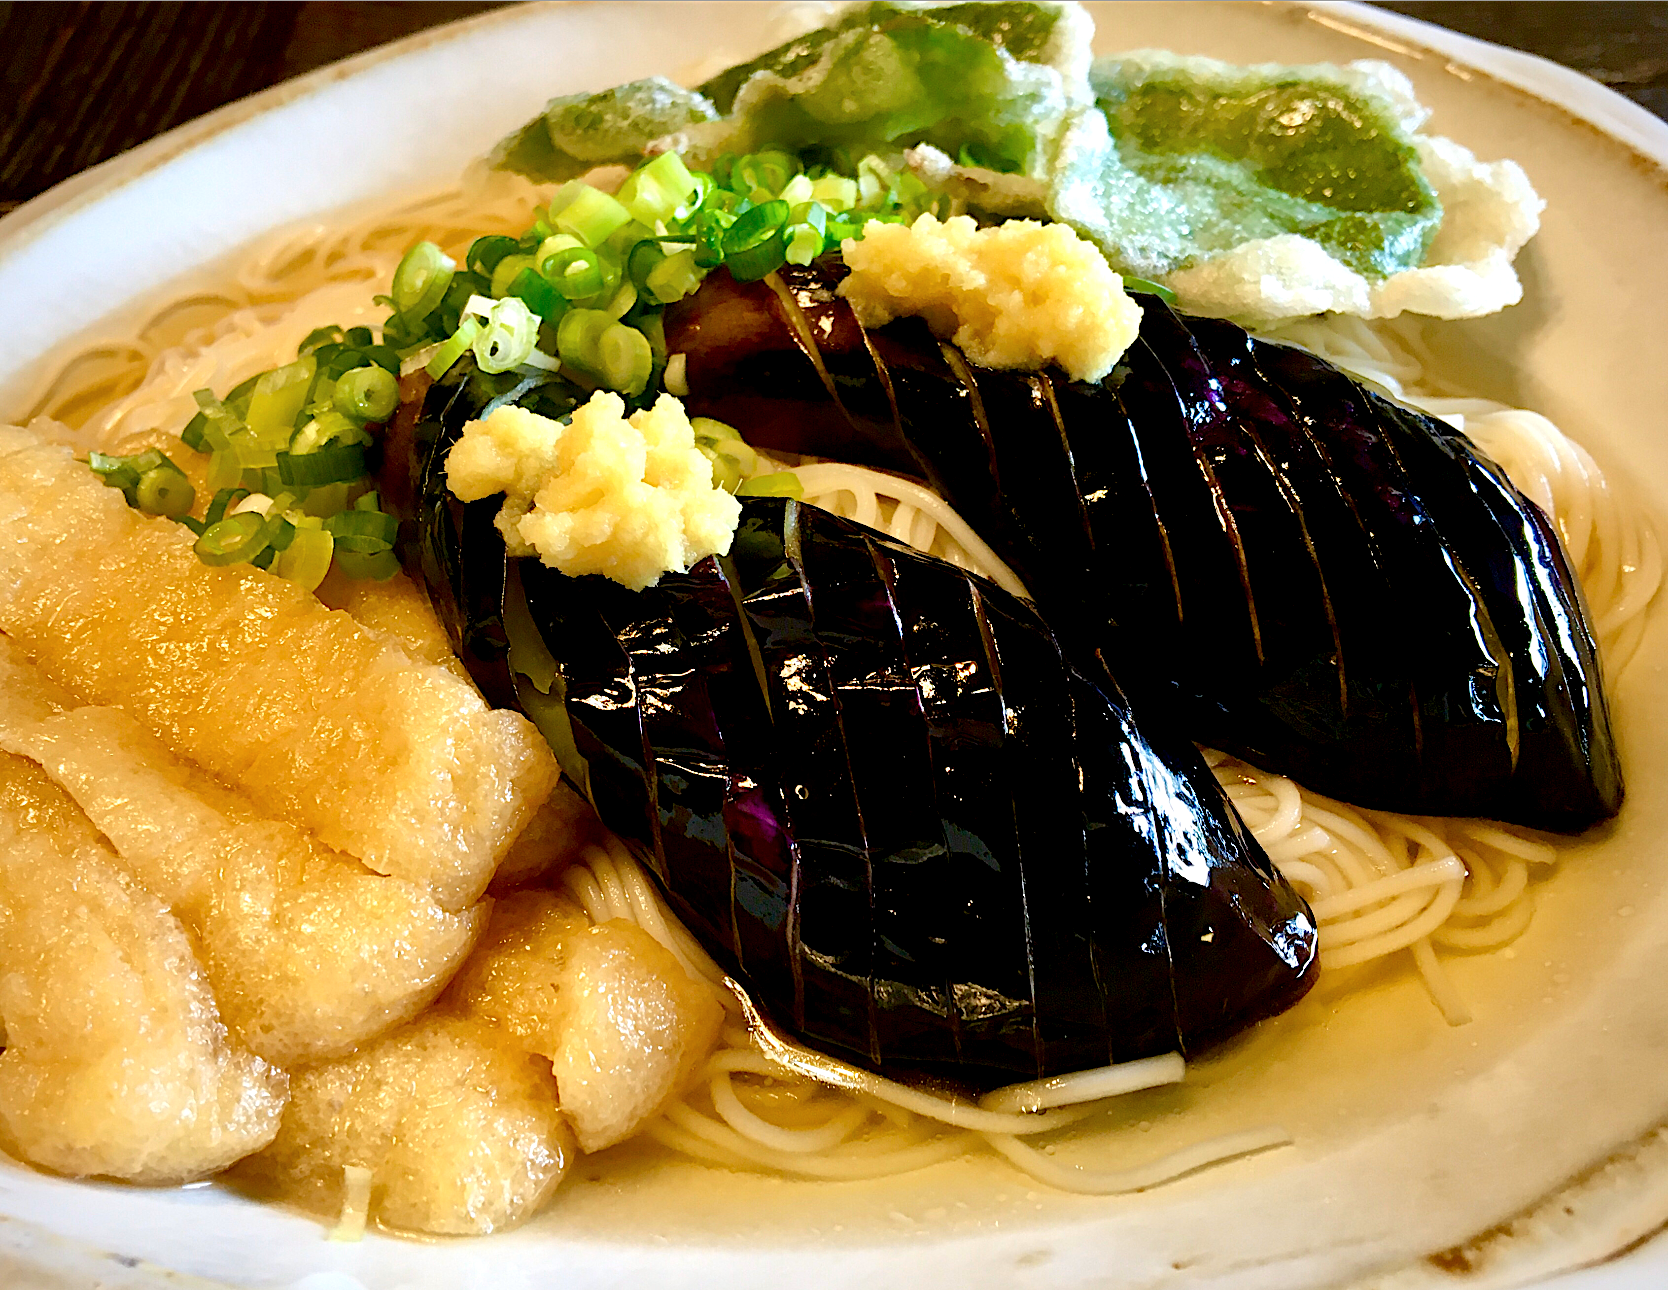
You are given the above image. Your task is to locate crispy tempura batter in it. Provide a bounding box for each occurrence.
[0,426,557,909]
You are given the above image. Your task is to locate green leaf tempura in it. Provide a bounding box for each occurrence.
[1050,52,1443,281]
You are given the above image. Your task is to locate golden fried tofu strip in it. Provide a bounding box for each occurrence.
[0,753,286,1183]
[0,638,486,1067]
[240,1014,572,1236]
[0,427,557,908]
[446,890,724,1153]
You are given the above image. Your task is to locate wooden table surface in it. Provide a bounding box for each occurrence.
[0,1,1664,218]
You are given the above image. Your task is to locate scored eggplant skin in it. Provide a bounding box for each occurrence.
[664,261,1622,833]
[519,499,1318,1086]
[386,371,1319,1087]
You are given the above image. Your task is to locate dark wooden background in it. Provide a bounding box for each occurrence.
[1,2,1663,219]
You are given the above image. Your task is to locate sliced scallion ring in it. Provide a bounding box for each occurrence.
[427,318,482,378]
[722,199,791,282]
[542,246,605,301]
[325,508,399,553]
[598,322,652,396]
[194,511,271,567]
[472,296,541,374]
[334,365,398,422]
[333,547,400,581]
[276,443,368,488]
[392,242,456,322]
[275,526,335,592]
[136,466,195,519]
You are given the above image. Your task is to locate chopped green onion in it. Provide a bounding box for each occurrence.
[194,511,270,566]
[555,186,632,248]
[778,173,814,205]
[354,490,382,512]
[556,309,613,379]
[644,249,704,303]
[264,514,297,554]
[542,247,605,301]
[362,344,401,375]
[616,151,698,226]
[299,481,352,518]
[598,322,652,396]
[809,174,858,211]
[345,327,373,349]
[275,442,368,487]
[489,253,534,299]
[246,357,316,443]
[427,318,482,378]
[334,365,398,422]
[392,242,456,322]
[299,325,347,355]
[466,235,521,278]
[548,179,589,221]
[204,487,248,527]
[88,451,142,496]
[534,233,582,266]
[325,508,399,553]
[604,281,637,321]
[334,547,400,581]
[735,471,804,499]
[136,466,195,519]
[472,296,540,374]
[1121,275,1178,305]
[731,151,798,200]
[722,199,791,282]
[627,240,666,290]
[189,389,240,452]
[205,451,241,494]
[507,267,564,322]
[275,526,335,592]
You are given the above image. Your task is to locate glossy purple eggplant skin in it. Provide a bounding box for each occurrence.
[517,498,1317,1087]
[387,369,1318,1088]
[665,261,1622,833]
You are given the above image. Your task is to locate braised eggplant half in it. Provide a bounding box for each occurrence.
[663,261,1622,833]
[389,361,1319,1088]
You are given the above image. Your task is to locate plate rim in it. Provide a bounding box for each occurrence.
[1,4,1666,1288]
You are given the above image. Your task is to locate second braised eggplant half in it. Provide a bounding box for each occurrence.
[389,359,1319,1088]
[664,260,1622,833]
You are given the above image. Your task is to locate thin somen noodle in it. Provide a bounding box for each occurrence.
[7,179,1656,1194]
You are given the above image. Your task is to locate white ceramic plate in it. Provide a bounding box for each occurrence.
[2,4,1668,1287]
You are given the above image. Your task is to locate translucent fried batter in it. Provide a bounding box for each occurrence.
[0,638,486,1067]
[0,761,285,1183]
[0,428,557,909]
[446,891,724,1153]
[240,1014,571,1236]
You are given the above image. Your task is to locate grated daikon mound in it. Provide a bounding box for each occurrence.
[0,774,285,1183]
[241,1014,572,1236]
[444,892,724,1154]
[0,427,558,909]
[0,638,487,1067]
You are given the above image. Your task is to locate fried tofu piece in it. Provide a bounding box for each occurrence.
[489,780,604,894]
[0,638,486,1067]
[446,890,724,1153]
[0,428,557,909]
[0,766,285,1183]
[314,568,469,680]
[241,1015,571,1236]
